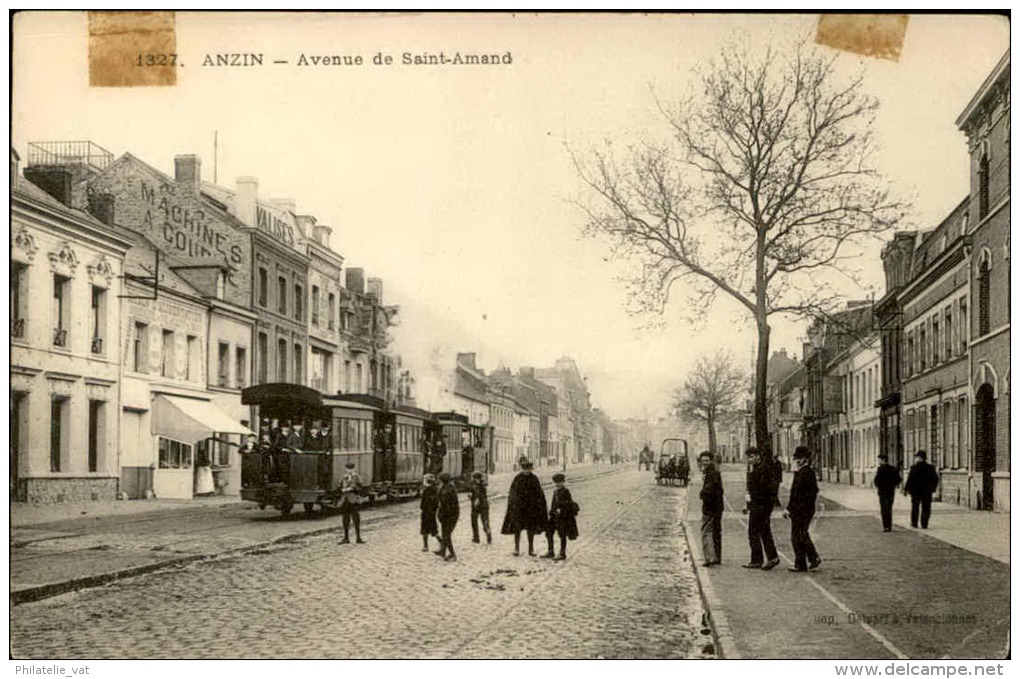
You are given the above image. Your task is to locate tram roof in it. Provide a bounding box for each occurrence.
[242,383,322,407]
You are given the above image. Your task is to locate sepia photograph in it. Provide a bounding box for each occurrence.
[8,10,1012,668]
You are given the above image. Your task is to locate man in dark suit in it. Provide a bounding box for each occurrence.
[904,450,939,529]
[698,451,723,567]
[873,453,902,532]
[783,446,821,572]
[743,447,781,571]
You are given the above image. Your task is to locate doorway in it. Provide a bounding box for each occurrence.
[974,384,996,510]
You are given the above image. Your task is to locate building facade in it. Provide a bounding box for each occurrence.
[12,150,132,502]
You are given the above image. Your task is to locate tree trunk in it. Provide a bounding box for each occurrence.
[707,410,717,458]
[754,320,771,456]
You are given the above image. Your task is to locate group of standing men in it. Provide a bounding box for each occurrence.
[698,444,944,572]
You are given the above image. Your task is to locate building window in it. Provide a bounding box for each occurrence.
[88,400,104,473]
[158,437,193,469]
[90,287,106,354]
[52,274,70,347]
[918,325,926,372]
[944,307,953,362]
[328,293,336,330]
[312,286,320,326]
[931,316,940,366]
[277,339,288,383]
[258,267,268,307]
[215,271,226,300]
[294,284,303,322]
[257,333,268,384]
[959,298,969,353]
[278,277,287,314]
[978,259,991,336]
[958,396,969,469]
[217,342,231,387]
[186,335,199,381]
[978,151,989,220]
[133,322,149,373]
[50,397,67,472]
[235,346,247,389]
[161,329,175,378]
[294,343,303,384]
[356,363,363,393]
[344,359,352,393]
[11,262,27,339]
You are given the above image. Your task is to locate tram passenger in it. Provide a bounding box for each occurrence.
[338,462,365,545]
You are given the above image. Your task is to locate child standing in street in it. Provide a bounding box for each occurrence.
[542,473,579,561]
[469,471,491,544]
[419,473,439,552]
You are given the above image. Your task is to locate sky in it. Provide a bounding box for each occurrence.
[11,12,1009,420]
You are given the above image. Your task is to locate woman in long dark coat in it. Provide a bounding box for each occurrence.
[419,473,439,552]
[500,460,548,556]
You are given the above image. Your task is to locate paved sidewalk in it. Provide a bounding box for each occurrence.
[684,466,1010,660]
[10,462,618,604]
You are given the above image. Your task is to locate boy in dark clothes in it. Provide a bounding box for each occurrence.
[435,472,460,562]
[783,446,821,572]
[419,473,439,552]
[541,473,578,561]
[469,471,491,544]
[698,451,723,567]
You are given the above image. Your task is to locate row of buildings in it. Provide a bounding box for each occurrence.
[450,353,633,472]
[721,52,1010,513]
[10,140,639,503]
[11,142,406,503]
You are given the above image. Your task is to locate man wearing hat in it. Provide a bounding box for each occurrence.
[697,451,723,567]
[743,447,780,570]
[783,446,821,572]
[435,472,460,562]
[873,453,902,532]
[500,459,548,556]
[904,450,939,529]
[338,462,365,545]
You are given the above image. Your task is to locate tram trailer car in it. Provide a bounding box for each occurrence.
[428,412,490,490]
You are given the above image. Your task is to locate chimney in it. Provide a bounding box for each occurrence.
[23,166,73,206]
[87,193,116,226]
[236,176,258,228]
[174,155,201,193]
[367,277,383,303]
[313,224,332,248]
[519,366,535,379]
[295,214,316,240]
[457,353,477,371]
[345,267,365,295]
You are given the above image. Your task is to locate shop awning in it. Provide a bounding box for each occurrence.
[152,395,253,443]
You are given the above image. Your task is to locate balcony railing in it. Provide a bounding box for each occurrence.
[91,336,103,354]
[11,317,25,338]
[53,328,68,347]
[27,141,113,172]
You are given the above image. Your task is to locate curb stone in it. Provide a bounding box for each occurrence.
[679,488,741,660]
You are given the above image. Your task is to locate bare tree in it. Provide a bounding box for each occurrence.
[674,350,747,457]
[574,42,908,455]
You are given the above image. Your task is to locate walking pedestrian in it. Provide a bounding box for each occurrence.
[873,453,902,532]
[435,472,460,562]
[469,471,492,544]
[419,473,439,552]
[698,451,723,567]
[743,447,781,571]
[338,462,365,545]
[783,446,821,572]
[500,459,548,556]
[541,473,579,560]
[904,450,939,529]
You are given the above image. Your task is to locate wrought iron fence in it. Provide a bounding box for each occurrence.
[27,141,113,172]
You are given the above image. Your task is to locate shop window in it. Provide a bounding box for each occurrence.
[158,437,193,469]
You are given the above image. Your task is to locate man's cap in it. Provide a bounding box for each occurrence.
[744,447,759,457]
[698,450,713,460]
[471,471,483,479]
[793,446,811,460]
[423,473,436,482]
[438,472,451,482]
[552,473,566,483]
[915,450,927,460]
[520,459,534,469]
[345,462,356,469]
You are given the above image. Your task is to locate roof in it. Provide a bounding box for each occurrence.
[12,175,126,243]
[956,50,1010,130]
[909,198,970,279]
[122,231,205,300]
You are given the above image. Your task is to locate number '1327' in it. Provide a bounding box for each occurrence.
[137,54,178,66]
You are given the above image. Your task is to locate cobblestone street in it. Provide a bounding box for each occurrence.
[11,469,709,659]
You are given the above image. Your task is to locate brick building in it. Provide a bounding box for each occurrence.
[957,50,1010,511]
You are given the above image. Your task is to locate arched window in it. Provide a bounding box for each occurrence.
[978,147,990,220]
[978,253,992,336]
